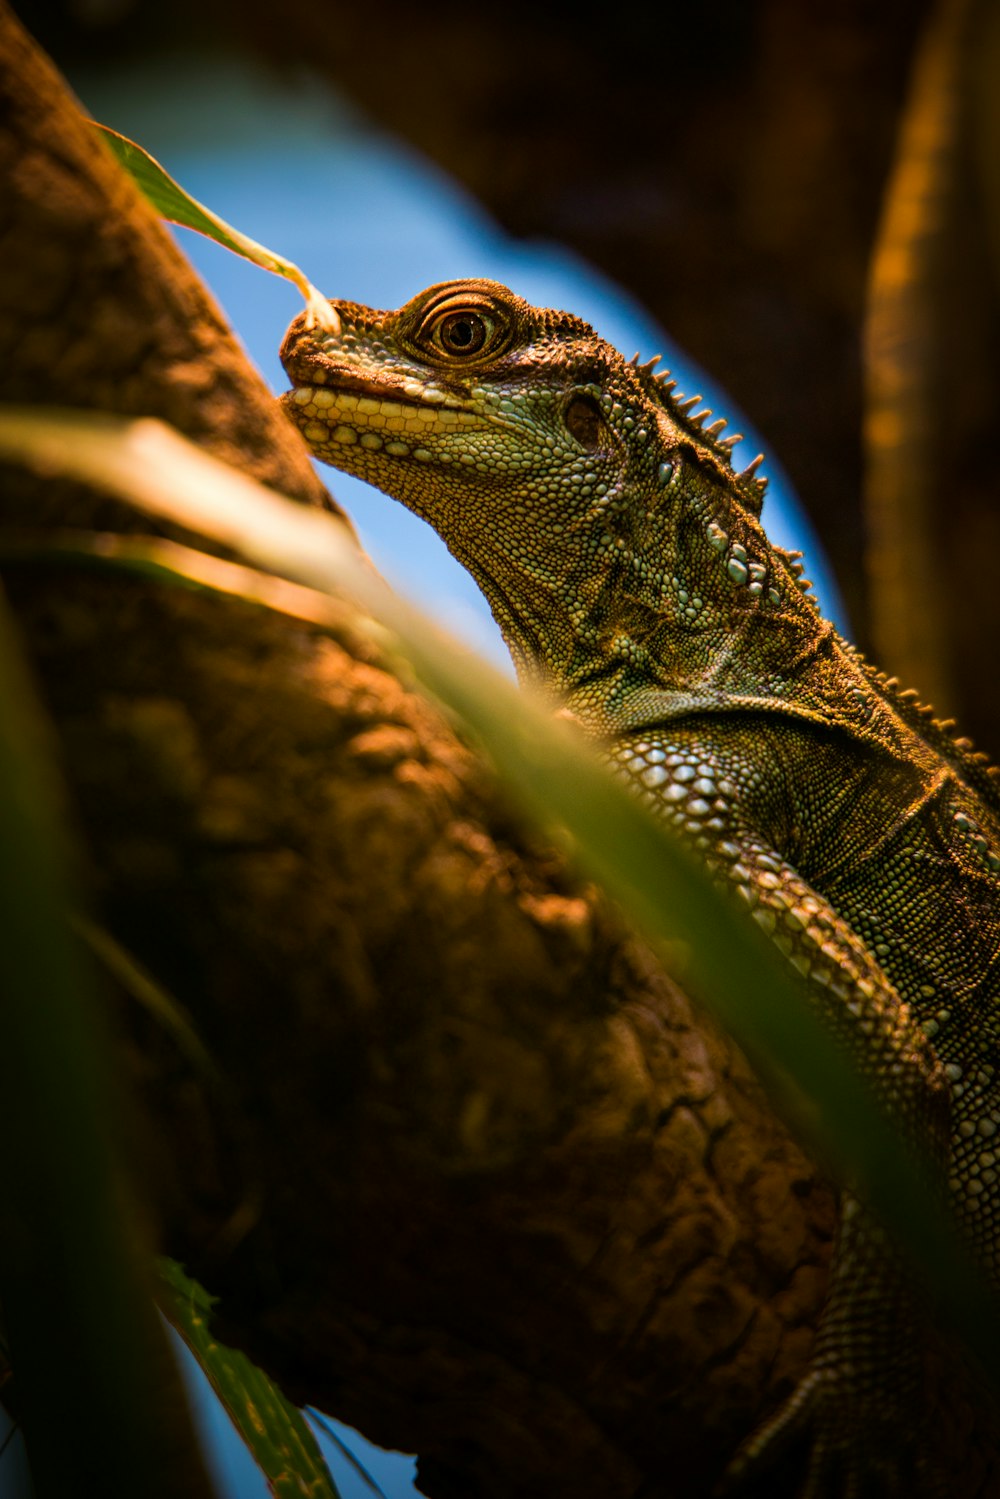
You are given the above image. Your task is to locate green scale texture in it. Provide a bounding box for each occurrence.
[280,279,1000,1495]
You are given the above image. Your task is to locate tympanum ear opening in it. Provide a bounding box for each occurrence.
[564,394,605,453]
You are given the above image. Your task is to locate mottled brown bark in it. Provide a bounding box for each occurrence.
[0,8,993,1497]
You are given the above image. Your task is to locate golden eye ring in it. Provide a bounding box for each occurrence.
[412,290,509,364]
[433,310,489,357]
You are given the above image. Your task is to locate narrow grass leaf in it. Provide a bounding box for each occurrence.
[1,406,997,1391]
[94,124,339,333]
[0,579,217,1499]
[159,1260,342,1499]
[73,914,218,1082]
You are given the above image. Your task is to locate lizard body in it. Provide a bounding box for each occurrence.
[280,280,1000,1493]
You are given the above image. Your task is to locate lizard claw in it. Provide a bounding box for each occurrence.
[718,1364,950,1499]
[717,1197,951,1498]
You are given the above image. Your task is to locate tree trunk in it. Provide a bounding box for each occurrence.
[0,8,993,1496]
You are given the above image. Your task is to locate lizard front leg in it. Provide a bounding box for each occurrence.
[609,727,952,1496]
[724,1196,947,1498]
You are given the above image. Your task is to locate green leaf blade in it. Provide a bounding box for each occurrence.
[94,124,339,332]
[0,558,218,1497]
[3,405,998,1399]
[160,1259,343,1499]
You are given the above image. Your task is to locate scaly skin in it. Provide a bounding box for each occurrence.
[280,279,1000,1494]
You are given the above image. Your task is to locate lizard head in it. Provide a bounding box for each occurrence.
[280,279,806,721]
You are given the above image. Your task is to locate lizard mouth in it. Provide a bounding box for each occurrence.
[280,325,471,414]
[280,364,489,443]
[287,363,465,412]
[279,325,500,454]
[279,353,493,456]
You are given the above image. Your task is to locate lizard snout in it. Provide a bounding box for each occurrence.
[279,315,333,386]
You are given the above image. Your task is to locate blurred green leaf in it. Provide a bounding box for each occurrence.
[94,123,340,333]
[159,1259,342,1499]
[0,405,998,1395]
[0,580,217,1498]
[74,913,218,1083]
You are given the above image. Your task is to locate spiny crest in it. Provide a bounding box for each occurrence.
[626,350,768,514]
[841,641,1000,805]
[773,546,820,606]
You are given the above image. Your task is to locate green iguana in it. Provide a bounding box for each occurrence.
[279,278,1000,1495]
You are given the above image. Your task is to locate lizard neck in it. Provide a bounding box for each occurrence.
[455,476,832,739]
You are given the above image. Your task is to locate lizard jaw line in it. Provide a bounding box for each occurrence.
[282,376,495,459]
[285,363,473,417]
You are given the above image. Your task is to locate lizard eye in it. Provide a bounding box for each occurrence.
[425,308,494,359]
[407,285,516,364]
[437,311,487,355]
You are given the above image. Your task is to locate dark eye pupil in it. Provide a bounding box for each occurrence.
[441,312,486,354]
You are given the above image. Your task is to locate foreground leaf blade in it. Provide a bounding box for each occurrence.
[74,913,218,1082]
[1,406,998,1394]
[94,123,339,332]
[0,583,217,1498]
[160,1260,342,1499]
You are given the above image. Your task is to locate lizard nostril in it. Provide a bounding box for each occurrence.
[564,394,605,453]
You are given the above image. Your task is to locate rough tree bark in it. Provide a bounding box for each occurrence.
[0,8,994,1497]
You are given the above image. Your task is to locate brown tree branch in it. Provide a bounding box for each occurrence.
[5,7,987,1496]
